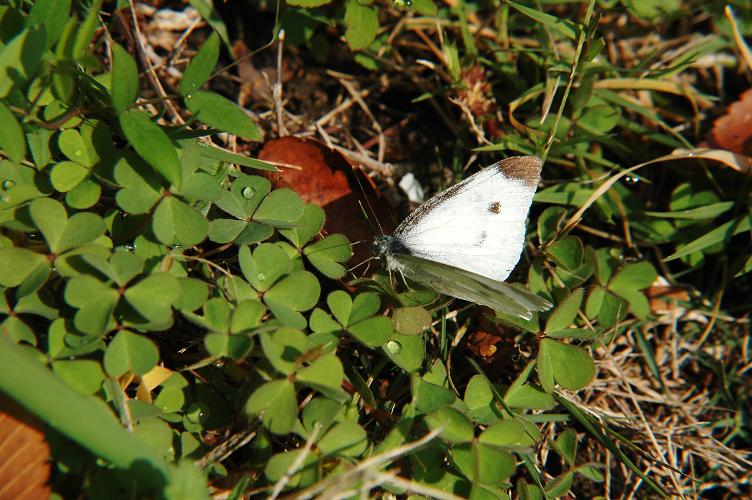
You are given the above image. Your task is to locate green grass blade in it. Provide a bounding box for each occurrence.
[664,212,752,261]
[507,1,579,40]
[0,334,170,492]
[644,201,734,220]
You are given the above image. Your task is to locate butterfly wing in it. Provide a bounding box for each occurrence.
[393,254,551,319]
[394,156,542,282]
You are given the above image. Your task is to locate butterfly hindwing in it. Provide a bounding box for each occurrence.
[393,156,542,282]
[394,254,551,319]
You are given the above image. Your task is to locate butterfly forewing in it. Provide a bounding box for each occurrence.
[393,156,542,282]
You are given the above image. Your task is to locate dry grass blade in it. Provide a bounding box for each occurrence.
[286,429,442,499]
[573,317,752,497]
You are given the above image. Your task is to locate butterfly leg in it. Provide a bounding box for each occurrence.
[347,256,375,277]
[397,268,409,290]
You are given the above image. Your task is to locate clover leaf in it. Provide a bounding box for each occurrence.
[184,297,264,360]
[238,243,320,328]
[279,204,353,279]
[64,252,179,336]
[245,379,298,435]
[113,153,164,214]
[210,174,306,244]
[29,197,105,255]
[50,128,104,208]
[152,196,209,247]
[264,272,320,329]
[606,261,657,319]
[0,160,45,216]
[451,442,515,486]
[537,338,595,393]
[303,235,352,279]
[310,290,392,347]
[279,204,324,248]
[259,327,309,375]
[0,198,107,296]
[316,420,368,457]
[296,354,347,401]
[239,244,291,292]
[251,328,347,434]
[103,330,159,377]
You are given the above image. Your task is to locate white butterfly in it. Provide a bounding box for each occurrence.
[374,156,551,319]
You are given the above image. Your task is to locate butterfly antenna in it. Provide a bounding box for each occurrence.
[353,169,385,236]
[356,200,381,238]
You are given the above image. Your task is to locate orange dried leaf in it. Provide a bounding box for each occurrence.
[259,136,395,265]
[0,395,51,500]
[709,88,752,156]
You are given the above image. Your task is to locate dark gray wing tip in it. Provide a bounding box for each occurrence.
[495,156,543,187]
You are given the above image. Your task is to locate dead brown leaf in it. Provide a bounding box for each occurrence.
[258,136,395,267]
[0,395,51,500]
[708,87,752,156]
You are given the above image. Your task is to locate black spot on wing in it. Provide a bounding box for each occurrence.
[475,230,487,247]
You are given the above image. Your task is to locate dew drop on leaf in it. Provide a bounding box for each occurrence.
[386,340,402,354]
[186,403,207,424]
[256,272,266,281]
[242,187,256,199]
[1,179,15,189]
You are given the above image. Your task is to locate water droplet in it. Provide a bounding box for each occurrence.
[241,187,256,199]
[173,243,182,248]
[256,272,266,281]
[186,403,207,424]
[1,179,15,189]
[624,175,640,185]
[386,340,402,354]
[74,149,83,157]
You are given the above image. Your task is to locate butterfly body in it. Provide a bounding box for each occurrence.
[374,156,551,319]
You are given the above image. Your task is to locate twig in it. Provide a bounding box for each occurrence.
[126,0,183,123]
[328,143,395,179]
[196,426,257,470]
[269,422,323,500]
[288,429,442,499]
[448,96,490,145]
[274,29,288,137]
[330,72,386,163]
